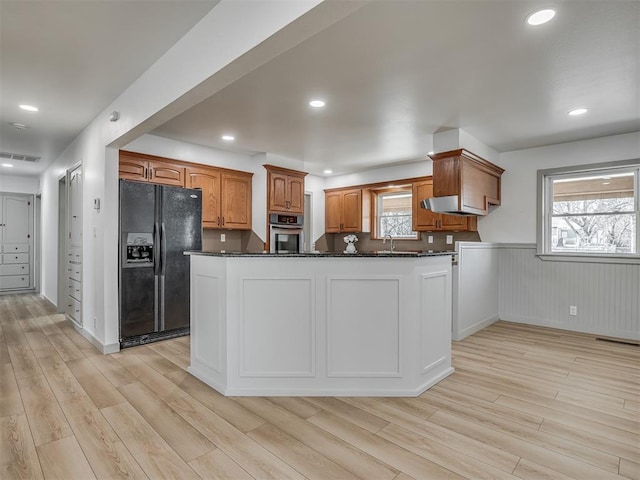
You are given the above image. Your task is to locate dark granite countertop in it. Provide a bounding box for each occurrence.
[184,250,456,258]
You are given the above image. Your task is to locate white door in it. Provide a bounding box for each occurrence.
[2,195,32,245]
[69,167,82,248]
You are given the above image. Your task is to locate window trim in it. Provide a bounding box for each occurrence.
[537,158,640,264]
[371,185,419,240]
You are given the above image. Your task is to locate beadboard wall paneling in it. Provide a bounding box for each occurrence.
[498,244,640,340]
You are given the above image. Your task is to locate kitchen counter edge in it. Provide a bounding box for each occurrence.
[184,251,455,258]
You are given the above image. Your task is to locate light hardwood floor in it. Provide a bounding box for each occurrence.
[1,293,638,480]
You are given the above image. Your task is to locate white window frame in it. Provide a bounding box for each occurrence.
[537,159,640,264]
[373,188,418,240]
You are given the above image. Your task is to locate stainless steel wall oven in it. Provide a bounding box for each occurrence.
[269,213,303,253]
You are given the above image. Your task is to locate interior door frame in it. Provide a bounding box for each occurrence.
[57,174,68,312]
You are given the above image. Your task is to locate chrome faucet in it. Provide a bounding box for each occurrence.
[383,234,395,252]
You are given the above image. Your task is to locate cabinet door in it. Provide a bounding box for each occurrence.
[2,195,31,245]
[287,175,305,214]
[221,172,252,230]
[440,214,468,231]
[149,161,185,186]
[269,172,288,212]
[325,191,343,233]
[341,189,362,232]
[412,180,440,231]
[69,167,82,248]
[187,167,221,229]
[119,156,148,181]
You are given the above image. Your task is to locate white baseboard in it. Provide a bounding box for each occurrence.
[453,314,500,341]
[499,314,640,341]
[188,366,455,398]
[69,321,120,354]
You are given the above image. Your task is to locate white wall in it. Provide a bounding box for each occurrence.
[479,132,640,243]
[324,160,432,190]
[38,1,349,352]
[0,174,39,194]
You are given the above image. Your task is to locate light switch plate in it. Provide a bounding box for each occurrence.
[221,234,226,242]
[428,235,434,244]
[446,235,453,244]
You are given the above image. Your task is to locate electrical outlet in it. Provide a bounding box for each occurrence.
[569,305,577,316]
[446,235,453,244]
[220,233,226,242]
[428,235,434,244]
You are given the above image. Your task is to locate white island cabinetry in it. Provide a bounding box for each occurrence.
[188,253,453,396]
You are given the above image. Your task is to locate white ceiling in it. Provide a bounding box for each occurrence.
[0,0,218,176]
[1,1,639,179]
[152,0,640,175]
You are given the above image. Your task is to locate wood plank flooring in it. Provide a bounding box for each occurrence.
[1,293,638,479]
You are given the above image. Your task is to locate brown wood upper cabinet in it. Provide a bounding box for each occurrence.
[119,150,252,230]
[430,149,504,215]
[118,151,184,186]
[186,166,252,230]
[412,178,477,232]
[265,165,306,214]
[325,188,367,233]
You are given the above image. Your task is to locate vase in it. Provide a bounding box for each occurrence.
[345,242,357,254]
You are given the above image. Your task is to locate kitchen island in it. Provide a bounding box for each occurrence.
[185,251,453,396]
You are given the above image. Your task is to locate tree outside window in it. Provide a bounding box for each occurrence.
[549,171,637,254]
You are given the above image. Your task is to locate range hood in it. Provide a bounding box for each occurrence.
[420,196,476,216]
[420,149,505,216]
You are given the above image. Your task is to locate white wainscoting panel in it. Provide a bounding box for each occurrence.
[421,271,450,374]
[327,276,401,377]
[499,245,640,340]
[453,242,500,340]
[193,273,223,374]
[240,277,315,377]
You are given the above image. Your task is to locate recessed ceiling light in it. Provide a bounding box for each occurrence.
[526,9,556,26]
[323,169,333,174]
[1,163,14,168]
[221,135,235,141]
[10,122,28,129]
[568,108,588,116]
[602,182,611,185]
[19,104,38,112]
[309,100,325,108]
[428,151,434,155]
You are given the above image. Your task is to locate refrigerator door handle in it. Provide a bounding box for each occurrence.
[154,222,161,275]
[161,222,167,275]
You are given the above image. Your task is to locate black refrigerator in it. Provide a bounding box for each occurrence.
[119,180,202,348]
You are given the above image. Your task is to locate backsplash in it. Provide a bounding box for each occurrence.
[319,231,481,253]
[202,229,264,253]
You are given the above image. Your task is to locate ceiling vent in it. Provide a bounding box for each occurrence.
[0,151,41,162]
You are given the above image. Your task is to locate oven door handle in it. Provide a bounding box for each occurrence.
[271,225,303,230]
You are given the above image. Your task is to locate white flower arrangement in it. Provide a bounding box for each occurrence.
[343,234,358,253]
[343,234,358,244]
